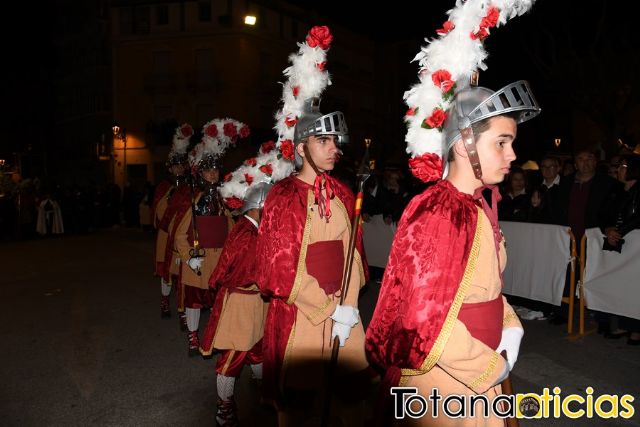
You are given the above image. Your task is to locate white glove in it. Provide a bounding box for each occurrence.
[175,257,181,265]
[187,257,203,271]
[331,304,359,327]
[495,327,524,371]
[331,321,352,347]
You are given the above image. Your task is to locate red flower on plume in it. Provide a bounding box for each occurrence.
[421,108,448,130]
[292,86,300,98]
[204,124,218,138]
[179,124,193,138]
[259,164,273,176]
[223,122,237,138]
[224,197,244,210]
[244,173,254,186]
[432,69,455,93]
[316,62,327,71]
[261,140,276,154]
[285,116,298,128]
[239,125,250,139]
[409,153,443,183]
[483,6,500,28]
[471,28,489,40]
[224,173,233,182]
[280,139,295,161]
[406,107,418,117]
[436,20,455,35]
[244,157,257,166]
[306,26,333,50]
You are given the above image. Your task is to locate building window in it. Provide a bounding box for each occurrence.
[195,49,214,86]
[198,1,212,22]
[156,5,169,25]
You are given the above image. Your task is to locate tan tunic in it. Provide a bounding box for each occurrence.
[174,194,233,289]
[211,286,268,351]
[402,210,522,427]
[283,192,368,390]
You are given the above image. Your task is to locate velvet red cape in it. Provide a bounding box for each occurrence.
[200,216,259,354]
[151,180,171,228]
[256,174,367,400]
[364,180,479,380]
[161,184,192,281]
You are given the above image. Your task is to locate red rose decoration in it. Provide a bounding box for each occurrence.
[239,125,250,139]
[316,61,327,71]
[224,196,244,210]
[205,124,218,138]
[436,21,455,35]
[244,173,254,186]
[422,108,448,130]
[280,139,295,161]
[470,27,489,40]
[224,172,233,182]
[261,140,276,154]
[292,86,300,97]
[244,157,257,166]
[306,26,333,50]
[284,116,298,128]
[180,124,193,138]
[406,107,418,117]
[223,122,237,138]
[484,6,500,28]
[432,69,455,93]
[259,164,273,176]
[409,153,443,183]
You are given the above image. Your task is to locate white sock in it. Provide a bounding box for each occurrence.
[250,363,263,380]
[217,374,235,400]
[186,307,200,332]
[160,278,172,296]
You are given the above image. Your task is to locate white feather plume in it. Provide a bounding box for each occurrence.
[219,26,333,206]
[404,0,536,178]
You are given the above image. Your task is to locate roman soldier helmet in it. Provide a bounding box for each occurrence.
[219,25,339,210]
[190,118,250,173]
[403,0,540,183]
[292,98,349,168]
[240,181,272,214]
[167,123,194,167]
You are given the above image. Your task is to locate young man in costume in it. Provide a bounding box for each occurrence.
[199,181,272,426]
[365,2,540,425]
[256,97,370,425]
[174,119,247,356]
[153,124,193,320]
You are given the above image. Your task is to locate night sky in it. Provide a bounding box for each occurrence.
[4,0,638,169]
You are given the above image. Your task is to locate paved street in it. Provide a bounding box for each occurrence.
[1,228,638,426]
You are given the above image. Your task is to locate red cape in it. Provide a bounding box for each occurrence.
[256,174,367,400]
[365,180,479,382]
[152,180,171,228]
[161,184,193,281]
[200,216,259,354]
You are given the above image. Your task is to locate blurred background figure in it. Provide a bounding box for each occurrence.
[36,192,64,236]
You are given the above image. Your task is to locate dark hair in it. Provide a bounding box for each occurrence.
[448,112,520,161]
[624,155,640,181]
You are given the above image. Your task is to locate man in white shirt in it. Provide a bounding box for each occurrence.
[541,156,561,189]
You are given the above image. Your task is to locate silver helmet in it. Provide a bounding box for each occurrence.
[293,98,349,168]
[442,80,541,178]
[240,182,272,214]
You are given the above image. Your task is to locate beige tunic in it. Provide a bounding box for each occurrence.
[402,210,522,427]
[174,194,233,289]
[283,192,368,390]
[211,286,268,352]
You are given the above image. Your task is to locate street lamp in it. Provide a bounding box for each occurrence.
[244,15,257,26]
[112,123,128,185]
